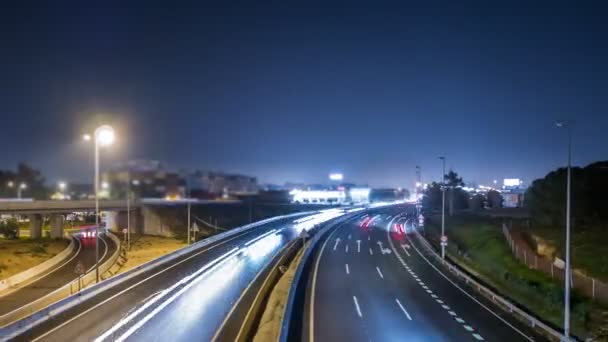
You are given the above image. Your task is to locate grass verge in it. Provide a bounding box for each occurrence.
[0,237,70,280]
[112,234,187,275]
[425,215,606,340]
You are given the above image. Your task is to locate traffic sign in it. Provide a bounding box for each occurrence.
[441,235,448,243]
[74,261,85,275]
[191,223,200,233]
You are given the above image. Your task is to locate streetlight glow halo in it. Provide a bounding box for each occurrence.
[95,125,115,146]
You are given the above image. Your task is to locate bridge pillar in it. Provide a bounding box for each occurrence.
[29,214,43,239]
[50,214,65,239]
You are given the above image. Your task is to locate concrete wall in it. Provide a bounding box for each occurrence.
[113,210,143,235]
[141,206,174,237]
[49,214,64,239]
[28,214,43,239]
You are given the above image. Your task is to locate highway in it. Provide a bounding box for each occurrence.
[4,210,346,342]
[299,205,548,342]
[0,233,116,316]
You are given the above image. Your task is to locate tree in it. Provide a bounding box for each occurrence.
[444,170,465,216]
[468,193,485,211]
[0,163,50,199]
[0,219,19,239]
[486,190,503,208]
[525,161,608,226]
[421,182,442,211]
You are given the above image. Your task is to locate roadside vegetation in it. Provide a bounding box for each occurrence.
[112,234,187,275]
[424,215,606,339]
[0,237,70,279]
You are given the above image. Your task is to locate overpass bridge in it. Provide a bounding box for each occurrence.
[0,199,240,239]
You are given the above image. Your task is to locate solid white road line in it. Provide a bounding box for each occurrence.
[395,299,412,320]
[356,240,361,253]
[310,221,344,342]
[407,238,534,342]
[345,264,350,275]
[114,253,239,342]
[86,236,109,273]
[95,248,239,342]
[352,296,363,318]
[31,226,260,342]
[244,229,277,246]
[376,266,384,279]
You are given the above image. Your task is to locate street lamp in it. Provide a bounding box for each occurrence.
[18,183,27,199]
[85,124,115,283]
[439,156,446,259]
[556,121,572,340]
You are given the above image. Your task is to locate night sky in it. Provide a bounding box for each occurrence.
[1,2,607,188]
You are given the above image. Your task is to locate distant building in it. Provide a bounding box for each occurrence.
[103,160,185,199]
[187,171,258,197]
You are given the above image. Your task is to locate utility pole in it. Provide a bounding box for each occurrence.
[439,156,446,259]
[126,171,131,251]
[415,165,422,219]
[187,199,191,245]
[557,121,572,340]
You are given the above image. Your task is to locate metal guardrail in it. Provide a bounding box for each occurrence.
[279,213,361,342]
[0,211,316,340]
[412,229,572,342]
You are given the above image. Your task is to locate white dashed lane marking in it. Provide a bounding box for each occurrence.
[384,217,486,342]
[395,299,412,320]
[353,296,363,318]
[376,266,384,279]
[345,264,350,275]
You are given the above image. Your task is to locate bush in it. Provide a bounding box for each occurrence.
[0,219,19,239]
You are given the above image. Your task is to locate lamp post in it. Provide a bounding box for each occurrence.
[58,181,67,199]
[415,165,422,219]
[127,171,131,251]
[556,121,572,340]
[439,156,446,259]
[17,183,27,199]
[85,125,115,283]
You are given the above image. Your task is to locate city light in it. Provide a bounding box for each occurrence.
[82,133,92,141]
[329,173,343,181]
[95,125,115,146]
[58,181,67,191]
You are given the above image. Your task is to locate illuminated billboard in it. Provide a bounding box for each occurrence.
[503,178,521,187]
[329,173,343,181]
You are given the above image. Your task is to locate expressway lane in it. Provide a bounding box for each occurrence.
[0,233,116,316]
[302,206,547,342]
[6,210,345,342]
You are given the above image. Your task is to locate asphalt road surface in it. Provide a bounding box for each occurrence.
[301,206,548,342]
[5,210,345,342]
[0,233,116,316]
